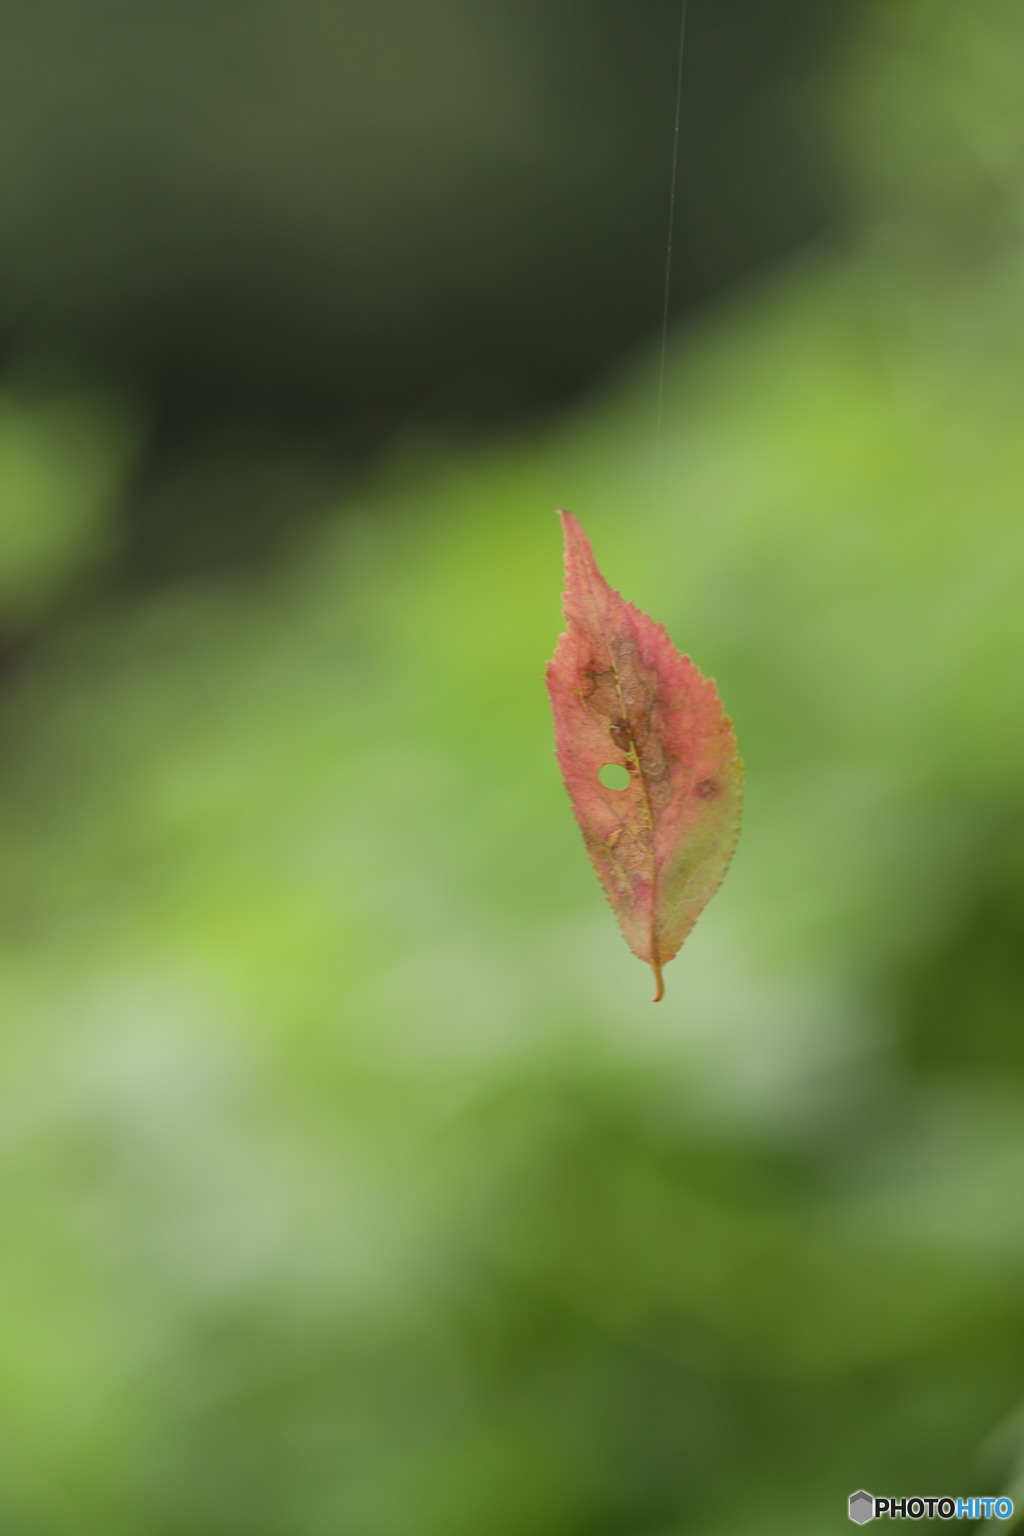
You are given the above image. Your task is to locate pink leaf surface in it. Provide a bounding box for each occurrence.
[546,511,743,1000]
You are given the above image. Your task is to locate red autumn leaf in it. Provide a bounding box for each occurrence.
[546,510,743,1001]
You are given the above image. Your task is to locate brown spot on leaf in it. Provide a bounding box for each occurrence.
[695,778,719,799]
[609,718,632,753]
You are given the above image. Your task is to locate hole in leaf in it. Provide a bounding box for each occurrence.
[598,762,630,791]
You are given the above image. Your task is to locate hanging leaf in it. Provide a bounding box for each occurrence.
[546,510,743,1000]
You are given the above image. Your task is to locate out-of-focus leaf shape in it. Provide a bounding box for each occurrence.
[546,511,743,1000]
[0,387,138,627]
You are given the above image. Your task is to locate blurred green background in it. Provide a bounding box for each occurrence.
[1,2,1024,1532]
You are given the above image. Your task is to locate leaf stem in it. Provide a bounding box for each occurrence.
[650,955,664,1003]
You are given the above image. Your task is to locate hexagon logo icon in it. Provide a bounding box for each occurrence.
[849,1490,875,1524]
